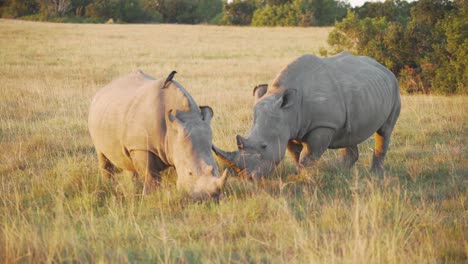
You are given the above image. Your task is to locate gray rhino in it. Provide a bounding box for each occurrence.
[88,70,227,200]
[214,52,401,178]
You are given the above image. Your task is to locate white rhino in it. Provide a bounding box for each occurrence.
[214,52,401,178]
[88,70,227,200]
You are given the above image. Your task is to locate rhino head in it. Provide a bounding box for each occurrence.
[213,84,297,179]
[167,105,228,200]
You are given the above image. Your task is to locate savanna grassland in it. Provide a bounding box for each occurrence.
[0,19,466,263]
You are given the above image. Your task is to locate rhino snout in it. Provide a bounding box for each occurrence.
[183,169,228,201]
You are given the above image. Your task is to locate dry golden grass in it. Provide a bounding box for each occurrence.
[0,19,466,263]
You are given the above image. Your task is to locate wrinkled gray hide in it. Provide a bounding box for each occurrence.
[214,52,401,178]
[88,70,227,200]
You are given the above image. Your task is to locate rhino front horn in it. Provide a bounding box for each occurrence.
[212,145,244,172]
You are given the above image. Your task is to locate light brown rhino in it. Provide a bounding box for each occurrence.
[214,52,401,178]
[88,70,227,200]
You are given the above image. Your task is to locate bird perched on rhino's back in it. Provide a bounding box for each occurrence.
[214,52,401,179]
[88,70,227,200]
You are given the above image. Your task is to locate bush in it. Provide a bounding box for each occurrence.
[327,0,466,95]
[251,0,348,27]
[221,0,257,25]
[85,0,161,23]
[251,2,301,26]
[431,0,467,94]
[1,0,39,18]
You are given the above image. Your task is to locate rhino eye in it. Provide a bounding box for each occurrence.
[261,144,267,149]
[189,172,193,176]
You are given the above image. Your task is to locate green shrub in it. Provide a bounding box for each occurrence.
[327,0,466,94]
[85,0,161,23]
[221,0,257,25]
[251,3,301,26]
[1,0,39,18]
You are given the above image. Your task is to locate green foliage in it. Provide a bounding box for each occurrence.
[432,0,468,94]
[251,1,301,26]
[327,0,466,95]
[0,0,39,18]
[195,0,223,23]
[308,0,349,26]
[1,0,222,24]
[0,0,347,26]
[85,0,161,23]
[221,0,258,25]
[251,0,349,27]
[353,0,414,24]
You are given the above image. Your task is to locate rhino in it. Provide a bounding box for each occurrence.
[214,52,401,179]
[88,70,227,200]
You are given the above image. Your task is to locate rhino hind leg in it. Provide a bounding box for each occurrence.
[130,150,162,194]
[298,127,335,169]
[371,104,400,173]
[371,131,391,174]
[97,152,118,182]
[339,145,359,168]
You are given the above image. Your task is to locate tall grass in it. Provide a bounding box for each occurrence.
[0,19,466,263]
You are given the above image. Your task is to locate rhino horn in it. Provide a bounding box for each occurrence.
[216,169,229,189]
[212,145,244,173]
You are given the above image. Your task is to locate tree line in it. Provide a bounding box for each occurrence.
[0,0,350,25]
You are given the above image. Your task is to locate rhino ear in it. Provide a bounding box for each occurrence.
[276,89,297,109]
[167,109,185,132]
[200,106,213,123]
[253,84,268,103]
[236,135,246,150]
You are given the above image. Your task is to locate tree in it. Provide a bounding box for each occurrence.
[309,0,349,26]
[40,0,71,16]
[432,0,467,94]
[327,0,466,94]
[1,0,40,18]
[195,0,223,23]
[353,0,414,24]
[221,0,258,25]
[251,1,301,26]
[85,0,157,23]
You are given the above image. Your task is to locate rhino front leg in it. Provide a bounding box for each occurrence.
[298,127,335,169]
[130,150,162,194]
[287,140,303,171]
[339,145,359,168]
[97,152,118,182]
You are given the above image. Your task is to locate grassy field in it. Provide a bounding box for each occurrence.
[0,19,466,263]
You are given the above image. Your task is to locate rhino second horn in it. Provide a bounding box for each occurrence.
[217,169,228,189]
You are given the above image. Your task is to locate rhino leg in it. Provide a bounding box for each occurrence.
[339,145,359,168]
[287,140,303,170]
[130,150,162,194]
[97,152,118,182]
[371,104,400,173]
[371,131,391,174]
[298,127,335,169]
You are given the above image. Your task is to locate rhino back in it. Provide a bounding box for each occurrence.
[268,53,399,146]
[88,70,197,170]
[324,53,399,146]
